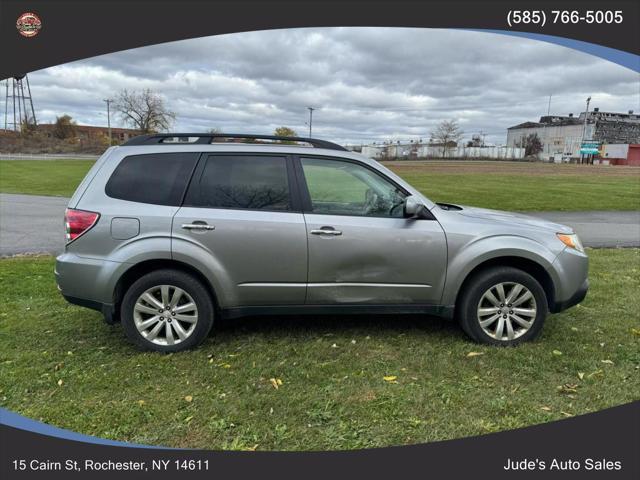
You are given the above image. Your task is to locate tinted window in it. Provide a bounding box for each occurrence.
[106,153,198,206]
[301,157,406,217]
[185,155,291,211]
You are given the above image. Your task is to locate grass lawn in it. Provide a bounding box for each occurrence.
[0,249,638,450]
[385,161,640,211]
[398,172,640,211]
[1,159,639,210]
[0,160,95,197]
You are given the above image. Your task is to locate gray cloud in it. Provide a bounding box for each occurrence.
[14,28,640,144]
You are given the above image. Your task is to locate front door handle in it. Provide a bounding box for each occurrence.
[311,227,342,236]
[182,223,215,231]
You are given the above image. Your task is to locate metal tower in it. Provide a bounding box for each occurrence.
[4,74,37,132]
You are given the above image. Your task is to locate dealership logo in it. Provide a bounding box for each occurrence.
[16,12,42,38]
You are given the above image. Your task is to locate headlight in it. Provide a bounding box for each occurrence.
[557,233,584,253]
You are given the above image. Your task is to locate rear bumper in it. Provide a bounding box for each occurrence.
[55,252,119,324]
[62,294,118,324]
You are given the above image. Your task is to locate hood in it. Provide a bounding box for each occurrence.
[440,204,573,234]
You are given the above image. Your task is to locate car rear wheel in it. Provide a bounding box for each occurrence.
[121,269,214,352]
[457,266,548,346]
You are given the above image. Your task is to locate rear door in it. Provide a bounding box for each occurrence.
[172,153,308,306]
[297,156,447,305]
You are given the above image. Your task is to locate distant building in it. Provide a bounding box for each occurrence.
[361,142,525,160]
[506,109,640,163]
[36,124,140,143]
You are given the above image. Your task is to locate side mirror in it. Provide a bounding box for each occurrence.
[404,195,429,219]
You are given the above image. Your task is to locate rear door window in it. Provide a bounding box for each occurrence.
[105,153,198,206]
[184,155,291,211]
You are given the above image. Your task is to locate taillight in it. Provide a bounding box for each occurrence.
[65,208,100,243]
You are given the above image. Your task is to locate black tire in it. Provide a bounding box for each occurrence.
[121,269,214,352]
[456,266,548,346]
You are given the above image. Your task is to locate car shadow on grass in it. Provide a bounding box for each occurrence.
[210,313,464,340]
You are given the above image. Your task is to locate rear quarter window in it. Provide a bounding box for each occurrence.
[105,153,199,206]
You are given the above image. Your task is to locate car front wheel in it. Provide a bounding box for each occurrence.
[457,266,548,346]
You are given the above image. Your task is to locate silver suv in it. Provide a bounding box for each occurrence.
[55,133,588,352]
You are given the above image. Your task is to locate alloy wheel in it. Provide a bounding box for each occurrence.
[476,282,537,341]
[133,285,198,346]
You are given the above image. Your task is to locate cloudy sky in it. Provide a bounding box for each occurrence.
[11,28,640,145]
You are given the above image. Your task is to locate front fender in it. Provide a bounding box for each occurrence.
[441,235,561,307]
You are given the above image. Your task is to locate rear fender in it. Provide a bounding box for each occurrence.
[170,237,235,307]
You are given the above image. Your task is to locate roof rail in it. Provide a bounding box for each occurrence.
[122,133,347,151]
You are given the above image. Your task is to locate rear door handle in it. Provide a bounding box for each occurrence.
[181,223,215,231]
[311,227,342,236]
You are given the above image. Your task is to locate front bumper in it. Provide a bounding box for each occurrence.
[549,247,589,313]
[551,278,589,313]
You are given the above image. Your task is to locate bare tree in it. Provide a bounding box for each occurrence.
[430,119,463,158]
[516,133,543,157]
[114,89,175,133]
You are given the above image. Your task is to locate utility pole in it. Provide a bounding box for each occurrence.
[579,96,591,165]
[4,80,8,131]
[307,107,315,137]
[542,94,552,159]
[103,99,113,145]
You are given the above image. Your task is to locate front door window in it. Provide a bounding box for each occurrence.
[300,157,407,217]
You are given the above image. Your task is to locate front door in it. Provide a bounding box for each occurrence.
[298,156,447,305]
[172,154,307,307]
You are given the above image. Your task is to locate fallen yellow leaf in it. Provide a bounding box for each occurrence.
[552,350,563,356]
[466,352,484,357]
[137,400,145,406]
[57,379,63,386]
[601,359,614,365]
[557,383,578,394]
[383,376,397,382]
[578,372,585,380]
[184,395,193,402]
[541,406,552,411]
[269,378,280,389]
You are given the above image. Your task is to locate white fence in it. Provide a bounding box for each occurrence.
[361,144,526,160]
[0,153,100,160]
